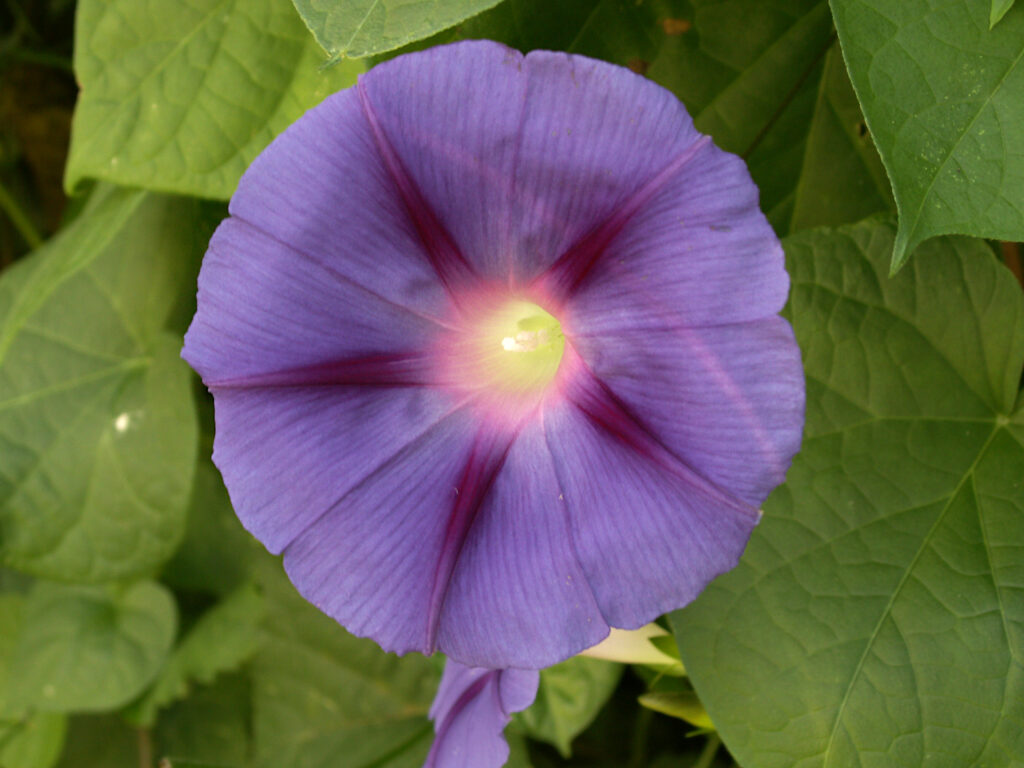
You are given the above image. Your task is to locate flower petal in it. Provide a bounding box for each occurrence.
[281,410,585,660]
[551,142,788,328]
[357,41,524,285]
[543,357,762,628]
[426,661,538,768]
[182,214,467,556]
[225,77,452,319]
[359,42,711,288]
[279,406,480,655]
[437,419,608,668]
[184,40,805,673]
[208,387,461,554]
[571,317,804,508]
[184,218,448,385]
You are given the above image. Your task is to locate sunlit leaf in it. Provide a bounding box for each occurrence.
[293,0,503,58]
[65,0,363,199]
[674,219,1024,767]
[6,581,177,713]
[991,0,1018,28]
[638,691,714,730]
[0,713,66,768]
[0,187,204,582]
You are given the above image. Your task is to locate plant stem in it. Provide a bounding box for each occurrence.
[137,727,153,768]
[0,180,43,250]
[627,706,653,768]
[694,733,722,768]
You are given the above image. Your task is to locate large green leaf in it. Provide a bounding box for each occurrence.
[250,562,441,768]
[421,0,892,236]
[830,0,1024,270]
[0,187,202,582]
[673,219,1024,767]
[293,0,503,58]
[65,0,363,200]
[6,581,177,713]
[514,656,622,758]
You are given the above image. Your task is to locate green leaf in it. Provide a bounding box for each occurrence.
[787,46,893,233]
[674,219,1024,767]
[52,715,137,768]
[0,595,67,768]
[126,583,264,727]
[65,0,364,199]
[6,581,177,713]
[0,186,201,583]
[505,734,532,768]
[637,691,713,731]
[250,561,440,768]
[154,673,251,768]
[991,0,1018,28]
[160,459,260,597]
[0,713,66,768]
[0,595,22,717]
[294,0,503,58]
[426,0,892,237]
[830,0,1024,270]
[514,656,622,758]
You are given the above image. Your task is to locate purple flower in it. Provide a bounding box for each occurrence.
[183,40,804,670]
[425,660,538,768]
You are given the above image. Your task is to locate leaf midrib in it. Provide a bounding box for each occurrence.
[0,357,148,414]
[903,41,1024,244]
[336,0,381,56]
[820,421,1004,767]
[864,4,1024,255]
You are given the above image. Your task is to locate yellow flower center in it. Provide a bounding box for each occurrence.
[465,300,565,394]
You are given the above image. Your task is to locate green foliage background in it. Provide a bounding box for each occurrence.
[0,0,1021,766]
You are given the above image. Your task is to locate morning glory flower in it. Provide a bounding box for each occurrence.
[425,660,538,768]
[183,40,804,670]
